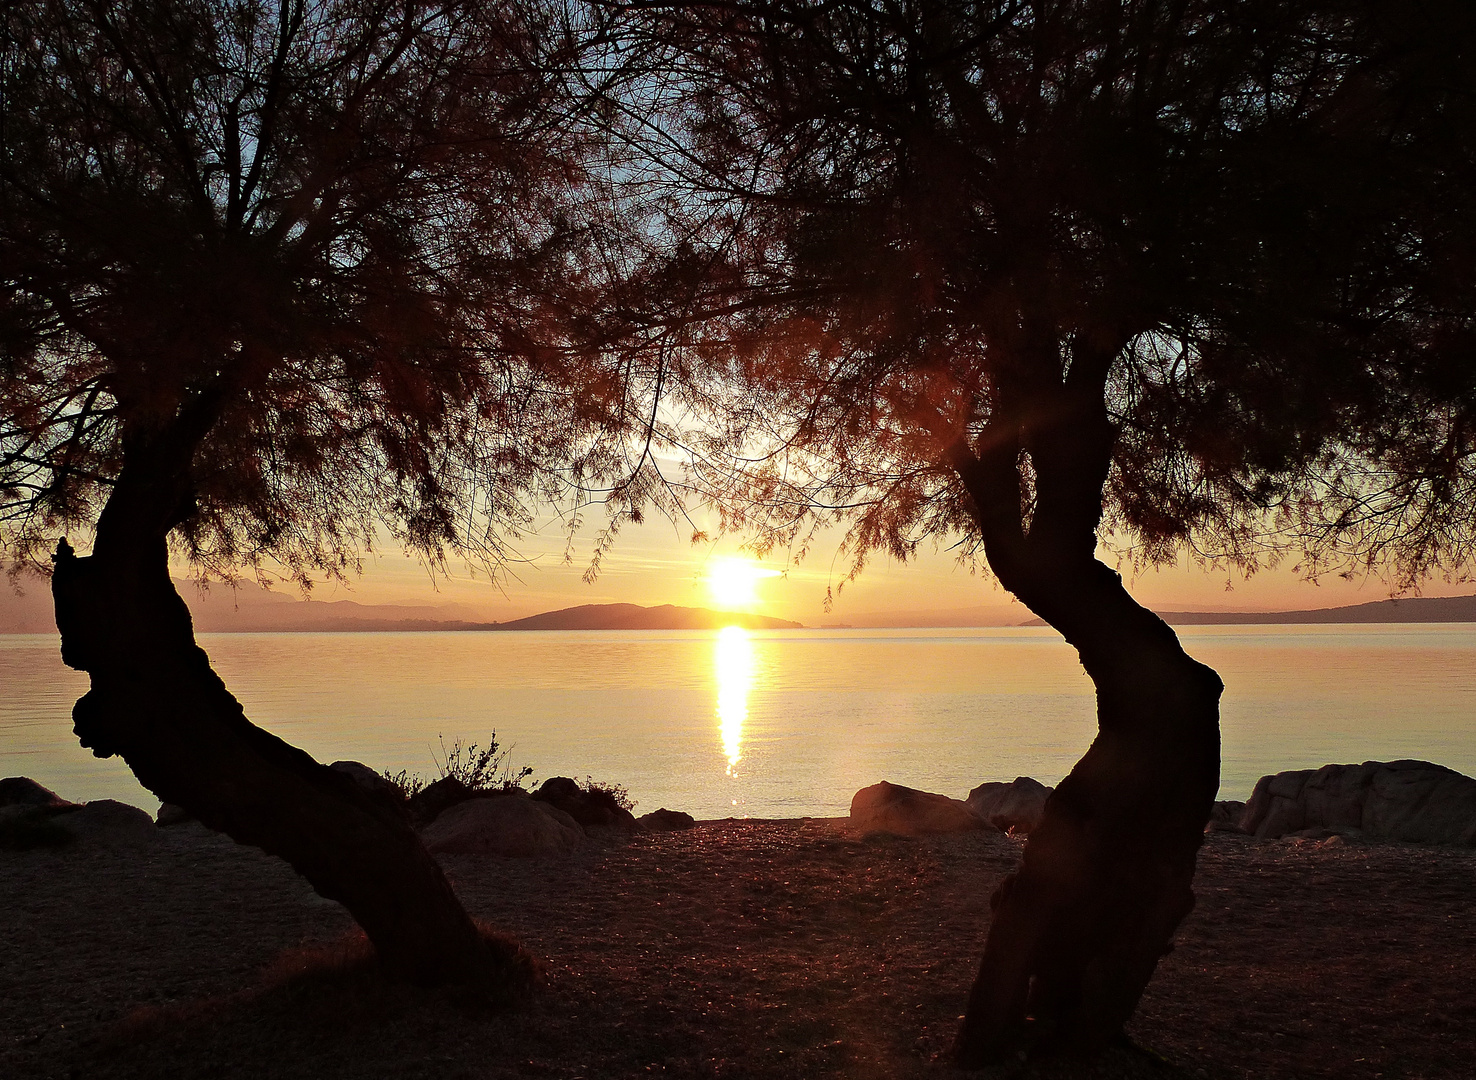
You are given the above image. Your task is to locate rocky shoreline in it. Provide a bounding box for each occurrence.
[3,764,1475,1079]
[8,756,1474,861]
[846,759,1476,849]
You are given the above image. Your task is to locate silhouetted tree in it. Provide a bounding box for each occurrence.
[627,0,1476,1060]
[0,0,648,988]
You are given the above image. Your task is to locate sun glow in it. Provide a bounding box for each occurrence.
[705,557,781,610]
[715,625,753,772]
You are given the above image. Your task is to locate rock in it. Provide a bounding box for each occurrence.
[966,777,1053,834]
[532,776,639,832]
[329,760,406,805]
[0,778,84,849]
[59,800,158,844]
[421,794,585,857]
[639,808,696,832]
[1364,760,1476,843]
[406,776,476,826]
[0,805,37,827]
[1304,762,1376,826]
[0,777,78,811]
[850,781,985,837]
[0,805,75,849]
[1205,800,1248,833]
[534,776,582,803]
[1289,826,1339,840]
[1242,760,1476,845]
[155,803,195,827]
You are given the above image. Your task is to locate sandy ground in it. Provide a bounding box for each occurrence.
[2,819,1473,1080]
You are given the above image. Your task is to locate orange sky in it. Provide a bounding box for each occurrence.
[297,508,1475,625]
[3,511,1469,631]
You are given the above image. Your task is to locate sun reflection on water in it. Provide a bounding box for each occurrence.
[715,625,753,774]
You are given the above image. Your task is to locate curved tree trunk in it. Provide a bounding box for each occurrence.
[52,425,519,990]
[953,560,1221,1063]
[947,364,1223,1064]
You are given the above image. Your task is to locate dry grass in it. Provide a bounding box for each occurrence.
[2,820,1472,1079]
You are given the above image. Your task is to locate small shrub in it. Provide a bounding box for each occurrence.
[582,776,635,813]
[381,730,532,801]
[378,769,425,801]
[435,733,533,792]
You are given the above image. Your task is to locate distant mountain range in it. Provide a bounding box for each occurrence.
[1021,593,1476,626]
[0,579,803,632]
[4,571,1475,632]
[469,603,801,631]
[1152,593,1476,624]
[0,578,495,633]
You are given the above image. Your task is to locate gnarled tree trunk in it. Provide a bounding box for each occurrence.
[52,422,519,990]
[954,561,1220,1062]
[949,369,1222,1064]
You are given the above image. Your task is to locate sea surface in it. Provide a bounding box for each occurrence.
[3,625,1475,819]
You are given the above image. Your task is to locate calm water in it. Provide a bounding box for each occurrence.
[3,626,1475,818]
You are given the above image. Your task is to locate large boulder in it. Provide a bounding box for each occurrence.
[966,777,1053,834]
[58,800,158,845]
[1242,760,1476,845]
[0,777,78,811]
[850,781,985,836]
[1206,800,1248,833]
[0,778,83,850]
[532,776,639,832]
[155,802,195,827]
[329,760,407,806]
[0,783,156,849]
[422,794,585,857]
[406,775,476,826]
[639,808,696,832]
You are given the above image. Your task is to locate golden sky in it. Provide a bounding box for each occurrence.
[2,510,1468,632]
[310,507,1475,625]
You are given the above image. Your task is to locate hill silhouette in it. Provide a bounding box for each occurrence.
[7,571,1472,632]
[0,574,802,633]
[473,603,802,631]
[1021,594,1476,626]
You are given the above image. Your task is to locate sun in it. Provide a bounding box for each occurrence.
[705,557,781,610]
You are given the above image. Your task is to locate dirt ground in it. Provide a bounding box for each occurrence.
[2,819,1473,1080]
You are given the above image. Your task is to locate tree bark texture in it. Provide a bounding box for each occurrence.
[948,373,1223,1064]
[51,424,510,989]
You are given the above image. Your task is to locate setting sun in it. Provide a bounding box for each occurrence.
[704,557,781,610]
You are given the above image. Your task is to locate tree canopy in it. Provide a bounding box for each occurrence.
[0,0,675,990]
[614,0,1476,1059]
[0,0,651,586]
[631,0,1476,593]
